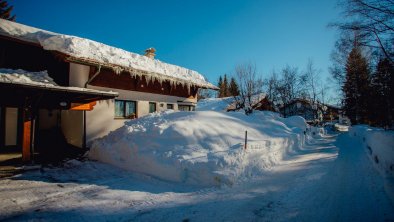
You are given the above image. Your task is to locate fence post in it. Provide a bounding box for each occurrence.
[244,130,248,150]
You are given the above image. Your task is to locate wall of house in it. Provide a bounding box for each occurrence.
[85,85,196,142]
[54,63,90,148]
[5,107,18,146]
[65,62,198,145]
[38,109,60,130]
[69,63,90,87]
[61,110,83,147]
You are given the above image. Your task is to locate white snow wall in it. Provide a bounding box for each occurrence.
[349,126,394,203]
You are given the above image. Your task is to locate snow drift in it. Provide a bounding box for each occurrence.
[349,125,394,202]
[89,110,307,186]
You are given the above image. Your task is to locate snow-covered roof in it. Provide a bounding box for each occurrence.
[0,68,118,96]
[0,19,218,90]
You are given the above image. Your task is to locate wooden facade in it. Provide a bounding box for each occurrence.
[88,67,198,99]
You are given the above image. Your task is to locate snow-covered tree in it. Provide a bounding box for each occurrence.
[223,74,229,97]
[228,77,239,96]
[217,76,223,98]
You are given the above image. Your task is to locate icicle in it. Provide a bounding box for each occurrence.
[113,67,122,75]
[187,82,191,94]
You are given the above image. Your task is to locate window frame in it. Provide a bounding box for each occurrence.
[114,99,137,119]
[166,103,174,110]
[149,102,157,113]
[178,105,195,112]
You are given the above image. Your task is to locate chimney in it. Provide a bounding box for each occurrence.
[144,47,156,59]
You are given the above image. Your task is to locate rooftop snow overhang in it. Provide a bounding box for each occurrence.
[64,56,219,90]
[0,19,219,91]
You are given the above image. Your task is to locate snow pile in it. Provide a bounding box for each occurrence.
[310,126,326,137]
[335,123,350,132]
[350,126,394,178]
[0,19,216,89]
[349,125,394,201]
[89,110,307,187]
[0,68,57,86]
[196,97,235,111]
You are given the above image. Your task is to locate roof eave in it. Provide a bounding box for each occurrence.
[65,56,219,90]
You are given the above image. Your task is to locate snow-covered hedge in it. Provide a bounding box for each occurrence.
[89,110,307,187]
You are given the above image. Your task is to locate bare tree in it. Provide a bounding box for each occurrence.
[233,63,264,115]
[276,65,300,117]
[265,70,280,107]
[301,59,321,103]
[332,0,394,62]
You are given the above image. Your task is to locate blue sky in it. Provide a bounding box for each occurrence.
[9,0,341,89]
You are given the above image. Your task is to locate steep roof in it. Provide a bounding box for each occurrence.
[0,19,218,90]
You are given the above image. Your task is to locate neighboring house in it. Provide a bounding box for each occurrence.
[0,19,217,162]
[323,104,340,122]
[280,98,340,124]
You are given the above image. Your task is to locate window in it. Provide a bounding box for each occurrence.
[178,105,195,111]
[149,102,157,113]
[115,100,137,118]
[166,104,174,110]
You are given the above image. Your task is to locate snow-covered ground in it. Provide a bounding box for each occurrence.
[1,97,393,221]
[1,132,393,221]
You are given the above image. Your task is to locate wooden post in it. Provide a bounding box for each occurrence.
[244,130,248,150]
[22,117,31,162]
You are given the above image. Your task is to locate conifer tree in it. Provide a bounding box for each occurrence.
[223,74,229,97]
[229,77,239,96]
[370,58,393,127]
[217,76,223,98]
[343,46,370,124]
[0,0,15,21]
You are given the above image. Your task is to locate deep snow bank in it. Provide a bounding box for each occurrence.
[349,125,394,201]
[89,111,307,186]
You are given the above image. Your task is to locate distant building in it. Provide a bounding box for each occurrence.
[280,98,340,124]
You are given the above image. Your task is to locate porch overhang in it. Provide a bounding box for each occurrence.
[0,81,118,109]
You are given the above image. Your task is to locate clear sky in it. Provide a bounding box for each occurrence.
[9,0,341,88]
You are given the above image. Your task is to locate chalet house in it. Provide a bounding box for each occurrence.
[0,19,217,162]
[280,98,340,124]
